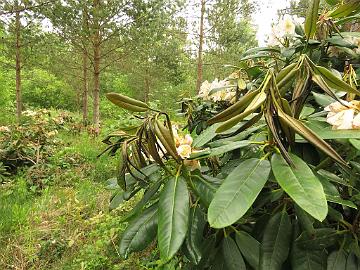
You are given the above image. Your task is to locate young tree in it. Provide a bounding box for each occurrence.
[195,0,205,94]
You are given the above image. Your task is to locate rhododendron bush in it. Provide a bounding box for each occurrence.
[102,1,360,269]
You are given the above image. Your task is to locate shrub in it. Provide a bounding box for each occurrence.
[101,1,360,269]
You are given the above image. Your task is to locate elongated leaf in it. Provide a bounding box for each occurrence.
[302,122,360,140]
[350,139,360,150]
[318,175,357,209]
[346,253,360,270]
[260,210,292,270]
[294,204,315,233]
[242,47,281,56]
[191,175,218,207]
[277,110,347,167]
[236,231,260,270]
[271,153,328,221]
[192,123,221,147]
[209,125,266,147]
[312,92,335,106]
[305,0,320,39]
[184,205,206,265]
[208,90,260,125]
[276,63,298,89]
[328,250,347,270]
[158,176,189,261]
[121,179,163,222]
[295,228,339,250]
[106,92,149,112]
[110,191,126,210]
[329,1,360,18]
[208,158,271,228]
[190,140,250,159]
[119,204,158,258]
[292,245,326,270]
[222,237,246,270]
[216,91,266,133]
[313,65,360,95]
[154,119,181,162]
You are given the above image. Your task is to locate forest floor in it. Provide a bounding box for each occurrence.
[0,110,155,270]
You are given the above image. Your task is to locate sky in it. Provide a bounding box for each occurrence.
[253,0,297,46]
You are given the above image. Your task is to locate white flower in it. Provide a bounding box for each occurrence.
[281,15,296,35]
[199,78,236,103]
[177,144,192,159]
[345,37,360,54]
[353,113,360,129]
[266,15,304,46]
[23,110,37,117]
[325,100,360,130]
[199,80,211,99]
[0,126,10,132]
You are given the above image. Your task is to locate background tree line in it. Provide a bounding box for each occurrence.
[0,0,257,131]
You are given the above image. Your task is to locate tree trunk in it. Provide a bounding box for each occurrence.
[93,0,101,134]
[144,67,150,103]
[82,49,88,125]
[15,5,22,121]
[195,0,205,94]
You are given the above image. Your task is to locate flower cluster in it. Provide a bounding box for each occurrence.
[325,100,360,130]
[0,126,10,133]
[267,15,304,46]
[199,79,236,103]
[172,126,201,171]
[346,37,360,54]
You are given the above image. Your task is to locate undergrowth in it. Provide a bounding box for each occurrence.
[0,109,150,270]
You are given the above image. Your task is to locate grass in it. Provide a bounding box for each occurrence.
[0,111,153,269]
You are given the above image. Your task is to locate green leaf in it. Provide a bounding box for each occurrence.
[222,237,246,270]
[303,121,360,140]
[350,139,360,150]
[312,65,360,95]
[327,250,347,270]
[236,231,260,270]
[110,191,125,210]
[305,0,320,39]
[271,153,328,221]
[294,204,315,233]
[119,204,158,258]
[291,246,326,270]
[277,110,347,167]
[216,91,266,133]
[312,92,335,107]
[158,176,189,261]
[329,1,360,18]
[121,179,163,222]
[191,175,218,207]
[346,253,360,270]
[190,140,251,159]
[184,205,206,265]
[192,123,221,148]
[106,92,149,112]
[260,210,292,270]
[326,0,339,5]
[295,228,339,250]
[327,36,358,49]
[208,158,271,228]
[318,175,357,209]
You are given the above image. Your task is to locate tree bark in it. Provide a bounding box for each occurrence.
[15,4,22,121]
[82,7,89,125]
[82,49,88,125]
[93,0,101,133]
[195,0,205,94]
[144,67,150,103]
